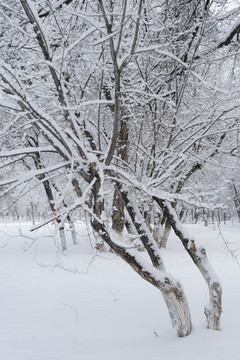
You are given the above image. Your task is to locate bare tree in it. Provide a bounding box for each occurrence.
[1,0,240,336]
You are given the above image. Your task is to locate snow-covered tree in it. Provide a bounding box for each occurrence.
[1,0,240,336]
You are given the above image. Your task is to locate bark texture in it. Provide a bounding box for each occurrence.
[112,184,125,234]
[89,179,192,337]
[91,219,192,337]
[154,197,222,330]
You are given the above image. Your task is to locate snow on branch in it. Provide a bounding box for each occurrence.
[217,20,240,48]
[0,161,71,187]
[0,99,21,112]
[0,147,57,158]
[31,177,97,231]
[38,0,75,18]
[0,157,29,170]
[20,0,52,59]
[53,27,97,62]
[0,61,74,160]
[61,99,114,109]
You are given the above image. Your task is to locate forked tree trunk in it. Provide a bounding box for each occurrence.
[120,188,165,270]
[88,177,192,337]
[91,219,192,337]
[154,198,222,330]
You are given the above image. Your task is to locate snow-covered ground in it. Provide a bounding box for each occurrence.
[0,221,239,360]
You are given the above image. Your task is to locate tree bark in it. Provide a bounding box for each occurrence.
[112,184,125,234]
[159,218,171,249]
[154,197,222,330]
[69,220,78,245]
[91,219,192,337]
[85,172,192,336]
[58,224,67,252]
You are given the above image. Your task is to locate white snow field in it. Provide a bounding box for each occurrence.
[0,221,239,360]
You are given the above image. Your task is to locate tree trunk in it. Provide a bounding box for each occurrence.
[153,213,171,249]
[31,202,35,225]
[90,163,105,252]
[159,218,171,248]
[112,184,125,234]
[231,180,240,221]
[87,175,192,337]
[69,221,78,245]
[91,219,192,337]
[154,197,222,330]
[162,289,191,337]
[153,212,162,247]
[203,209,208,226]
[144,203,153,233]
[59,225,67,252]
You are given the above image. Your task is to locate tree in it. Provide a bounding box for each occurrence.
[1,0,240,336]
